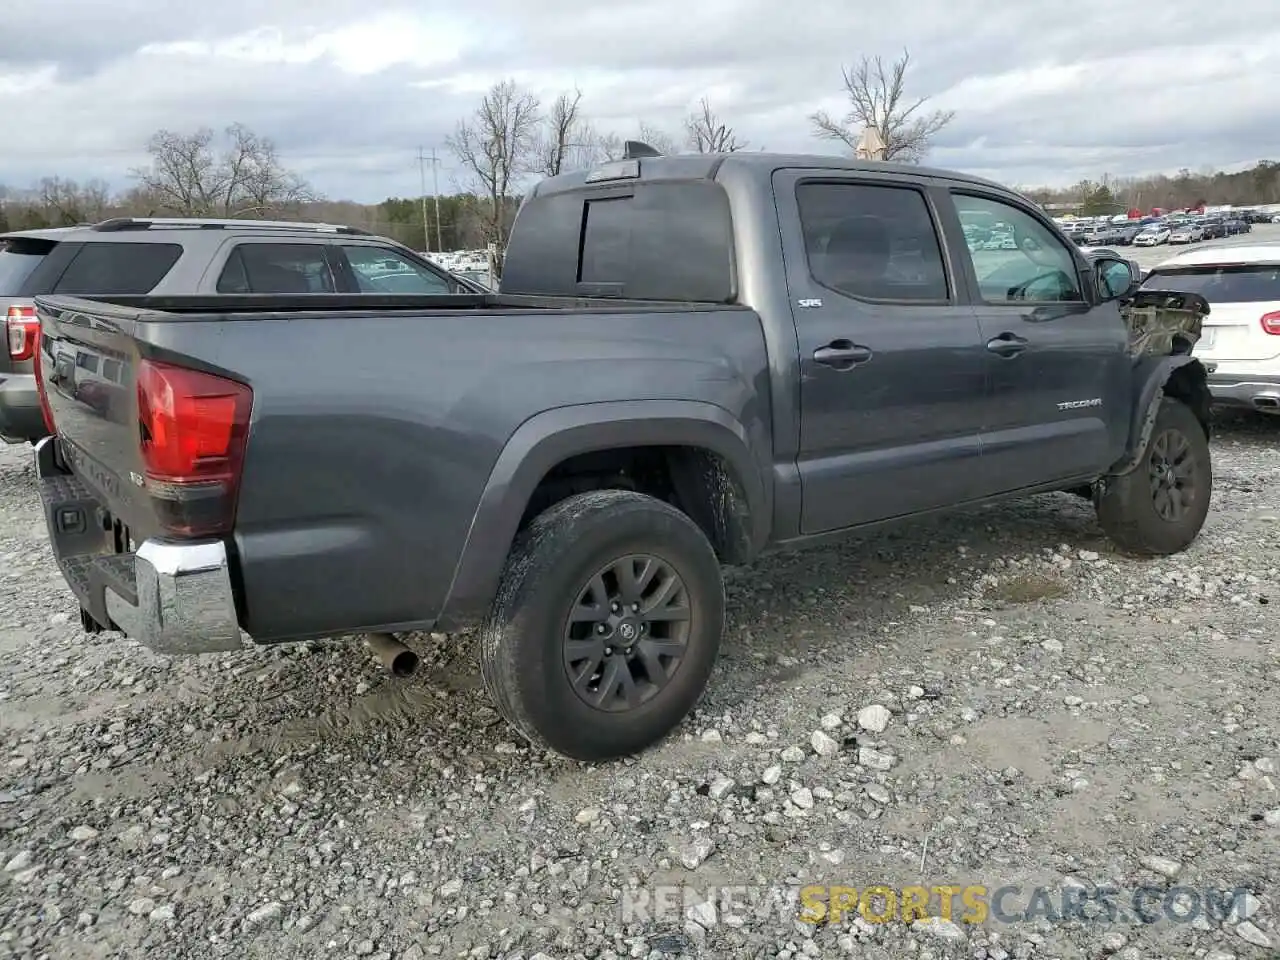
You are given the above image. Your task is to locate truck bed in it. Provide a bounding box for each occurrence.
[33,291,769,644]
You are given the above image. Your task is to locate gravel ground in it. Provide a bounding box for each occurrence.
[2,411,1279,960]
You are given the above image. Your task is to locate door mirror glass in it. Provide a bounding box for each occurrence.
[1095,257,1139,300]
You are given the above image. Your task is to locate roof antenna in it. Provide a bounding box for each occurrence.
[622,140,661,159]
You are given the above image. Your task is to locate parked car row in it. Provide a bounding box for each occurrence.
[1063,214,1256,249]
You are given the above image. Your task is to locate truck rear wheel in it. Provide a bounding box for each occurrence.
[479,490,724,761]
[1096,397,1211,555]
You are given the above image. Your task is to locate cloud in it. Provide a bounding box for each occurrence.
[1,0,1278,201]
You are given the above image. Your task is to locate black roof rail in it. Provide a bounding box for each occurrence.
[90,217,372,236]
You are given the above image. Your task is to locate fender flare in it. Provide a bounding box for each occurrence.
[1108,355,1210,476]
[437,399,770,627]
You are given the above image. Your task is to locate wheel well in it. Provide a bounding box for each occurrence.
[519,445,754,563]
[1163,360,1212,439]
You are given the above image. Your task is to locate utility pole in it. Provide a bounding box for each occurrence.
[431,148,443,253]
[416,147,431,254]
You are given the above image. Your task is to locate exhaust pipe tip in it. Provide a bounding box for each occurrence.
[1251,395,1280,410]
[364,633,421,678]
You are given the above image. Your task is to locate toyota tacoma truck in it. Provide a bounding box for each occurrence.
[32,149,1212,762]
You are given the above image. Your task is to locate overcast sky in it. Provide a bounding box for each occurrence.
[1,0,1276,203]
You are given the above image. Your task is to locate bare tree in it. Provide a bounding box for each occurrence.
[447,79,541,246]
[809,49,954,163]
[684,98,747,153]
[35,177,110,224]
[636,121,680,156]
[130,124,318,217]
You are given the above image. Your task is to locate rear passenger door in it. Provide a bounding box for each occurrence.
[940,190,1130,491]
[773,170,989,533]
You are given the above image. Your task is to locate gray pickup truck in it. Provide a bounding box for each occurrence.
[33,150,1212,761]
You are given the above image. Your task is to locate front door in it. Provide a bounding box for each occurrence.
[773,170,990,534]
[943,190,1130,491]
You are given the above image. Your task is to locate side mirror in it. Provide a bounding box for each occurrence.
[1094,256,1141,301]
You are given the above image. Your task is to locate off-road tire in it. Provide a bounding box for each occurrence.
[1096,397,1211,555]
[479,490,724,761]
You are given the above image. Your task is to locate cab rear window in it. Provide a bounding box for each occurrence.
[1142,264,1280,303]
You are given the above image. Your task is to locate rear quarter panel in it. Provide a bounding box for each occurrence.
[189,307,772,641]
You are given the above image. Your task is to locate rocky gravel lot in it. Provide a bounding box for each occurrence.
[2,414,1279,960]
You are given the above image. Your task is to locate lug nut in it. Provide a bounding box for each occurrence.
[631,602,640,612]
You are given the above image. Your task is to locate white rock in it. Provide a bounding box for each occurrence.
[1235,921,1272,948]
[439,878,463,896]
[907,685,925,700]
[1079,549,1099,561]
[1255,757,1277,775]
[819,713,843,730]
[915,917,966,940]
[781,746,805,763]
[127,898,157,916]
[244,901,284,926]
[810,730,840,757]
[1064,695,1084,707]
[1041,638,1064,653]
[700,729,723,743]
[708,776,736,800]
[1263,808,1280,826]
[149,904,176,923]
[865,784,891,804]
[1099,931,1127,953]
[3,851,32,873]
[856,705,891,733]
[790,787,814,809]
[858,747,897,771]
[761,765,782,785]
[679,837,715,870]
[1139,855,1181,878]
[685,898,717,928]
[69,826,99,842]
[1203,950,1236,960]
[574,807,600,824]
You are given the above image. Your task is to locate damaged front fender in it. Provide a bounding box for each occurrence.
[1120,288,1210,357]
[1105,289,1213,477]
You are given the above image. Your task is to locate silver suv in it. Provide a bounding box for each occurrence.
[1,217,477,443]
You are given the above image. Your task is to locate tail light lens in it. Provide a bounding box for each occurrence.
[1261,312,1280,335]
[136,359,253,537]
[6,305,37,361]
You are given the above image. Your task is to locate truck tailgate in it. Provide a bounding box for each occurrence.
[37,297,157,536]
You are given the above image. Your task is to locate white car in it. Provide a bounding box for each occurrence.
[1133,226,1171,246]
[1143,242,1280,414]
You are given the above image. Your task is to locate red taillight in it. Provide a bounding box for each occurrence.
[1262,312,1280,335]
[136,359,252,537]
[6,305,38,361]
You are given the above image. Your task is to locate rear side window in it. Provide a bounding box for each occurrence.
[338,244,451,294]
[0,237,58,294]
[1143,265,1280,302]
[217,243,336,294]
[53,242,182,295]
[501,181,735,302]
[797,182,949,302]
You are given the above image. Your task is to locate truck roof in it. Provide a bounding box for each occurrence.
[530,151,1017,199]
